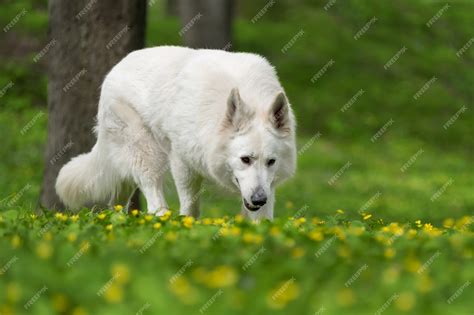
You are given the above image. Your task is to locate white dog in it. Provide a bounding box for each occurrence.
[56,46,296,220]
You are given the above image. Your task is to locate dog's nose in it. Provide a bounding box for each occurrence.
[251,187,267,206]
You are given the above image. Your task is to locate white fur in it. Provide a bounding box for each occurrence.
[56,46,296,220]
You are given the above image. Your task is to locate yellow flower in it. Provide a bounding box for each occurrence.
[97,213,107,220]
[242,232,263,245]
[6,282,21,302]
[182,216,194,228]
[423,223,433,231]
[131,209,139,217]
[382,266,400,285]
[443,218,454,228]
[213,218,225,226]
[395,291,416,311]
[234,214,244,223]
[36,241,53,259]
[71,307,88,315]
[43,231,53,241]
[363,213,372,220]
[267,279,300,309]
[388,222,404,235]
[407,229,417,238]
[415,220,422,228]
[30,214,37,220]
[52,294,69,312]
[55,212,68,221]
[291,247,305,258]
[70,214,79,222]
[11,235,21,248]
[67,232,77,242]
[160,210,172,221]
[165,232,177,242]
[384,247,396,259]
[168,276,199,304]
[153,222,162,229]
[138,219,145,225]
[202,218,213,225]
[311,217,324,225]
[297,217,306,224]
[104,283,123,303]
[114,205,123,212]
[229,226,241,236]
[337,288,355,306]
[111,263,130,284]
[308,230,323,241]
[417,274,433,293]
[270,226,281,237]
[144,214,154,222]
[405,257,421,273]
[205,265,238,288]
[106,224,113,231]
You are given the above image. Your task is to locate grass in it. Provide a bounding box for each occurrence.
[0,208,472,315]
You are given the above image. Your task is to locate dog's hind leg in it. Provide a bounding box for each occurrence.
[109,182,138,212]
[105,100,169,215]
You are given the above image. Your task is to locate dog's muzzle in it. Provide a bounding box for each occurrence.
[244,199,261,211]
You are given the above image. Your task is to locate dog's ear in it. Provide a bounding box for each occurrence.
[269,92,290,132]
[225,88,250,131]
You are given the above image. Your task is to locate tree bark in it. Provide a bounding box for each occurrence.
[40,0,147,209]
[178,0,234,50]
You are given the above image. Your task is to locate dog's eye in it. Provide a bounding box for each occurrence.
[267,159,276,166]
[240,156,251,164]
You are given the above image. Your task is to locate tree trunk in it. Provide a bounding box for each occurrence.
[178,0,234,50]
[40,0,147,209]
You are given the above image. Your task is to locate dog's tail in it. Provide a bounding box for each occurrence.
[55,144,119,210]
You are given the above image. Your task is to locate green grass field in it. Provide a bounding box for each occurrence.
[0,0,472,314]
[0,209,473,315]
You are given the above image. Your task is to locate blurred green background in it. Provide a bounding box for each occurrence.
[0,0,472,222]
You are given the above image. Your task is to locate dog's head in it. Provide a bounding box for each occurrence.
[222,88,296,212]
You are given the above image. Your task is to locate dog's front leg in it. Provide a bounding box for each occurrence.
[170,155,203,218]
